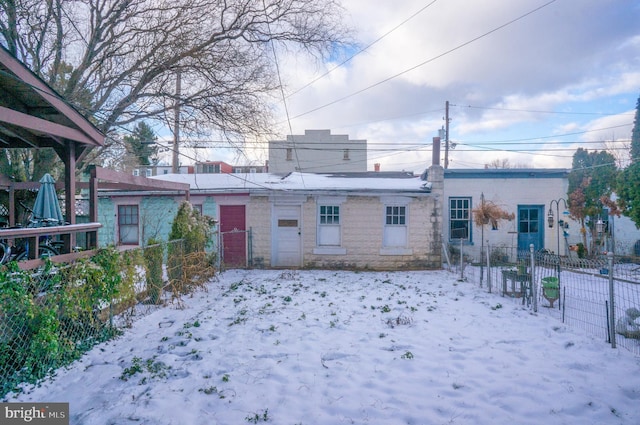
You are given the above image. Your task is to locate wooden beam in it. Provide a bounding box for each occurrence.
[17,249,98,271]
[0,122,40,147]
[0,106,100,146]
[94,166,190,193]
[0,46,105,147]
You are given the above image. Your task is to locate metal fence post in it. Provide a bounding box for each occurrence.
[530,244,537,312]
[486,241,492,293]
[459,238,464,281]
[608,252,616,349]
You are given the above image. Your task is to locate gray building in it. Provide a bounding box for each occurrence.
[268,129,367,174]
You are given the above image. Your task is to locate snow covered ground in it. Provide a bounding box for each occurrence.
[8,269,640,424]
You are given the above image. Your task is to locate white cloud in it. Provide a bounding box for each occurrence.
[260,0,640,172]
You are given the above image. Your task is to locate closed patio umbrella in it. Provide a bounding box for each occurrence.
[31,173,64,226]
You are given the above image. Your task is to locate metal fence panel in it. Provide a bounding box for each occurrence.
[0,240,216,399]
[450,242,640,356]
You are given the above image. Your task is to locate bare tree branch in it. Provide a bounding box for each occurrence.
[1,0,352,170]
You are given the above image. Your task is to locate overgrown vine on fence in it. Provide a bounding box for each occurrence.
[144,239,164,304]
[0,246,142,398]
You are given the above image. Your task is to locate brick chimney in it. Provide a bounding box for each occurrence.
[432,136,441,166]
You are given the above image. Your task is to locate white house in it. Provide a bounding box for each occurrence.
[268,129,367,174]
[442,168,572,262]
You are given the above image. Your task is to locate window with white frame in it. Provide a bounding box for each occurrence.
[318,205,341,246]
[383,205,407,247]
[449,197,471,240]
[145,168,152,177]
[118,205,139,245]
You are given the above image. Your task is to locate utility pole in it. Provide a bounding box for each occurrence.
[444,100,450,169]
[172,70,181,174]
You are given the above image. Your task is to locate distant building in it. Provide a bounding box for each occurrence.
[195,161,233,174]
[268,129,367,174]
[232,163,268,174]
[132,165,191,177]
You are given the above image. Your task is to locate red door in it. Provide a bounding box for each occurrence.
[219,205,246,267]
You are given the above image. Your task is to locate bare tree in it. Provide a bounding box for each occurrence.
[1,0,352,172]
[485,158,530,169]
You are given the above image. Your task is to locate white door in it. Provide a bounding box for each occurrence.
[273,205,302,267]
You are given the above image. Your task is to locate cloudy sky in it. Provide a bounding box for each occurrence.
[261,0,640,172]
[186,0,640,173]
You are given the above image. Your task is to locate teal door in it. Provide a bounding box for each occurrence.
[518,205,544,252]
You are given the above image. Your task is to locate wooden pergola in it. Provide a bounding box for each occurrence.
[0,45,105,223]
[0,46,189,264]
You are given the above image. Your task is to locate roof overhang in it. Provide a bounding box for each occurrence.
[0,46,105,150]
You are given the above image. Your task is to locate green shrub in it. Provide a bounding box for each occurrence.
[168,201,214,254]
[167,202,216,292]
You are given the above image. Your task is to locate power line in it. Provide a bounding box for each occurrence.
[286,0,440,98]
[287,0,557,121]
[454,123,633,144]
[451,103,635,117]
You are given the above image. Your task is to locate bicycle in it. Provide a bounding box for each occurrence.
[0,202,61,265]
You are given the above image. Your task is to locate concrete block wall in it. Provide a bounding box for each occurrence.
[246,194,441,270]
[301,196,441,270]
[97,195,202,248]
[97,197,117,247]
[247,196,272,267]
[139,197,180,243]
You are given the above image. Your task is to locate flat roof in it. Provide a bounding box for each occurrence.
[444,168,569,179]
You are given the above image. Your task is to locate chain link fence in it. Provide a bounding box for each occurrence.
[0,239,216,399]
[449,242,640,356]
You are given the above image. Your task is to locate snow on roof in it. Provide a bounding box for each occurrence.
[152,171,432,194]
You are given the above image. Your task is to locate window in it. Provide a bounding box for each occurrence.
[203,164,220,173]
[450,197,471,240]
[383,205,407,247]
[386,206,406,225]
[320,205,340,225]
[286,148,293,161]
[314,198,347,255]
[118,205,139,245]
[133,169,140,176]
[145,168,152,177]
[318,205,341,246]
[192,204,203,215]
[343,148,350,160]
[519,207,539,233]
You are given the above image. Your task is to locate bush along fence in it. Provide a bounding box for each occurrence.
[0,239,216,399]
[449,242,640,356]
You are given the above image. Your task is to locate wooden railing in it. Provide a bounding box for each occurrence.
[0,222,102,269]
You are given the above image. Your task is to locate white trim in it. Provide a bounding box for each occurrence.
[313,247,347,255]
